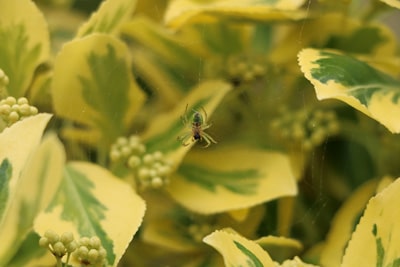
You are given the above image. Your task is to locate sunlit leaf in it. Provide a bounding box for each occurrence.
[298,48,400,133]
[76,0,137,38]
[167,146,297,214]
[52,33,145,147]
[165,0,307,29]
[142,80,232,170]
[34,162,146,267]
[320,179,380,267]
[0,0,50,97]
[341,178,400,267]
[380,0,400,9]
[0,132,65,266]
[203,229,276,267]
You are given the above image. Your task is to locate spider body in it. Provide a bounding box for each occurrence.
[177,105,217,147]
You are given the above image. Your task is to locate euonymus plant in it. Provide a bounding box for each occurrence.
[1,0,400,266]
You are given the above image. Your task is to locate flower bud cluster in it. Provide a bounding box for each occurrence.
[110,135,172,190]
[0,96,38,126]
[271,108,340,150]
[72,236,107,267]
[187,222,214,243]
[39,230,77,258]
[227,57,265,86]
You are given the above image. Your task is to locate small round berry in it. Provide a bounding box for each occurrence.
[0,104,10,115]
[151,177,163,188]
[77,246,89,257]
[53,241,66,256]
[89,236,101,249]
[60,232,74,244]
[4,96,16,106]
[109,149,121,162]
[127,156,141,169]
[8,111,19,123]
[120,146,132,157]
[17,97,28,105]
[79,237,90,247]
[30,106,38,115]
[143,154,153,165]
[138,168,150,179]
[116,136,128,147]
[66,240,78,253]
[18,103,30,115]
[39,237,50,248]
[88,249,99,261]
[44,230,59,244]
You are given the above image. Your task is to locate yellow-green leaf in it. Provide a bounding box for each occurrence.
[256,236,303,263]
[0,114,52,188]
[76,0,137,38]
[0,133,65,266]
[203,229,276,267]
[34,162,146,267]
[341,178,400,267]
[164,0,307,29]
[167,146,297,214]
[298,48,400,133]
[0,0,50,97]
[380,0,400,9]
[142,80,232,169]
[7,232,53,267]
[121,16,203,104]
[52,33,145,147]
[320,179,380,267]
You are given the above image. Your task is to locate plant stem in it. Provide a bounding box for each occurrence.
[56,257,63,267]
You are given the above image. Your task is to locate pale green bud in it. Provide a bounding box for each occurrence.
[39,237,50,248]
[53,241,66,256]
[60,232,74,244]
[17,97,28,105]
[4,96,16,106]
[44,230,59,244]
[30,106,38,115]
[90,236,101,249]
[18,103,31,115]
[8,111,19,123]
[88,249,99,261]
[127,156,141,169]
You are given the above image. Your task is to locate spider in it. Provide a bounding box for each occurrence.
[177,104,217,148]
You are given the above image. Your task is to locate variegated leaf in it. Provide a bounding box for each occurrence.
[0,0,50,97]
[298,48,400,133]
[34,162,146,267]
[167,146,297,214]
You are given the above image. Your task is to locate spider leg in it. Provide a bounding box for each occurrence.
[180,104,189,125]
[201,123,212,130]
[201,132,217,147]
[177,132,192,146]
[201,106,208,122]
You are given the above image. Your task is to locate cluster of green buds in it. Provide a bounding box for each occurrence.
[39,230,78,266]
[187,222,214,243]
[39,231,107,267]
[110,135,172,190]
[0,96,38,126]
[226,56,266,86]
[271,107,340,151]
[73,236,107,267]
[0,69,9,98]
